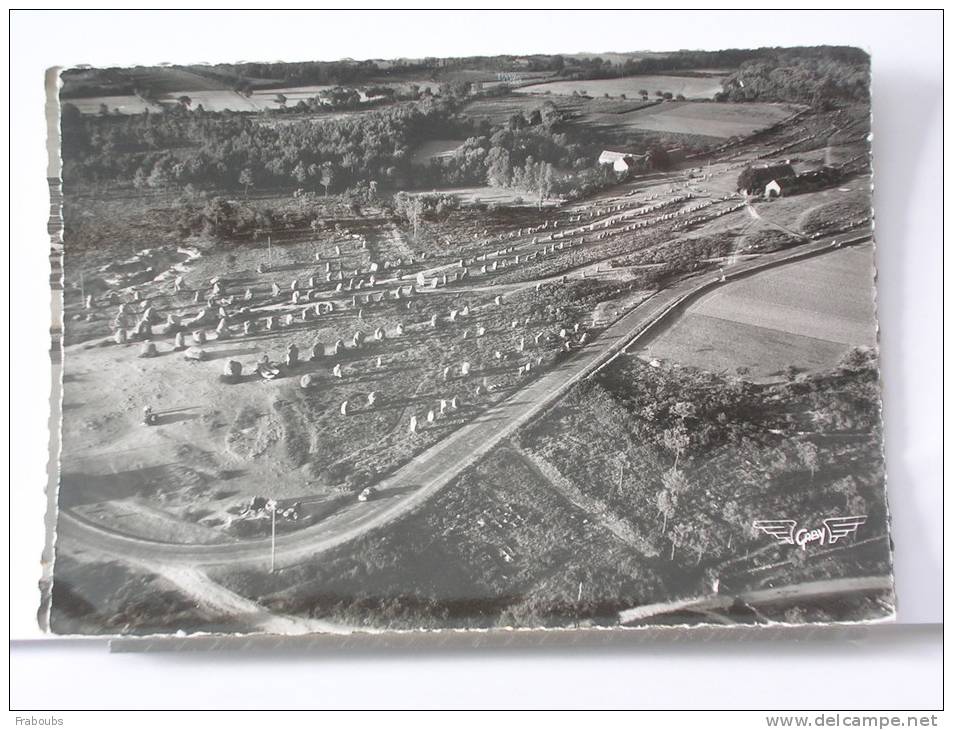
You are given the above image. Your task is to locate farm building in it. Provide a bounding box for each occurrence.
[736,163,796,195]
[750,165,845,198]
[598,149,648,174]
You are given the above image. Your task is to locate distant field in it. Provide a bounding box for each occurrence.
[605,101,796,139]
[66,83,392,114]
[462,95,586,125]
[410,139,465,165]
[462,94,652,127]
[638,244,878,379]
[413,185,560,207]
[66,95,161,115]
[516,75,728,100]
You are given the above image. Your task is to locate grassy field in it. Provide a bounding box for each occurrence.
[606,101,796,139]
[461,94,652,127]
[745,184,871,236]
[516,75,729,100]
[461,95,587,126]
[413,185,561,207]
[65,81,390,115]
[637,243,878,380]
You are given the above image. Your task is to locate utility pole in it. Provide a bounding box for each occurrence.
[267,499,278,573]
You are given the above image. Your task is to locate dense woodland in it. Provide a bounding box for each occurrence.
[716,47,870,105]
[60,89,623,204]
[60,46,870,219]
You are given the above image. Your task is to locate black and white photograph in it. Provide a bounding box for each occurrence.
[43,42,897,638]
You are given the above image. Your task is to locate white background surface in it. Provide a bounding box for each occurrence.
[8,8,943,710]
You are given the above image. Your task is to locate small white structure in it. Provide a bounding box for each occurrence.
[598,149,645,174]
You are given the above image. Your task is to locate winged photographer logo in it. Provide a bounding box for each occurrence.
[753,516,866,550]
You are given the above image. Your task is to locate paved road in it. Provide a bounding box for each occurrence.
[59,229,871,570]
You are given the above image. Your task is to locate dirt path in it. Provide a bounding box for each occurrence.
[512,447,658,557]
[151,564,350,635]
[618,574,893,625]
[746,201,809,241]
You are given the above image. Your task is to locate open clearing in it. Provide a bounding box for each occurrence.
[637,243,877,379]
[67,83,389,115]
[515,75,728,100]
[606,101,796,139]
[413,185,560,207]
[410,139,465,165]
[461,95,649,126]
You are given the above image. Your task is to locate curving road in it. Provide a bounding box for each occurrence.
[59,228,872,570]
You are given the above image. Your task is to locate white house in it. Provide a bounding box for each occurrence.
[598,150,646,174]
[765,179,783,198]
